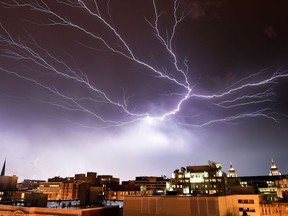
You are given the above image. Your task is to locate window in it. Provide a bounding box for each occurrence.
[238,199,254,204]
[239,208,255,213]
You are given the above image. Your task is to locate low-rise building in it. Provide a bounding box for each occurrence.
[123,194,263,216]
[0,204,120,216]
[0,160,18,202]
[37,182,63,200]
[121,176,169,195]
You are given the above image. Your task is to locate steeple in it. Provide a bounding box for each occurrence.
[227,162,237,177]
[269,159,281,176]
[1,159,6,176]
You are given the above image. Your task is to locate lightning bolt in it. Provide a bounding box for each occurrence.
[0,0,287,129]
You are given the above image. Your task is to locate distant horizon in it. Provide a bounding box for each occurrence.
[3,158,286,183]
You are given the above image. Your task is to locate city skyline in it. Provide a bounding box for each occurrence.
[0,157,285,183]
[1,0,288,181]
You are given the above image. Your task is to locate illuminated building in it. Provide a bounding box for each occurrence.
[275,178,288,200]
[105,190,147,201]
[37,182,63,200]
[97,175,120,191]
[236,174,288,204]
[168,161,229,195]
[46,172,120,204]
[46,172,98,202]
[104,176,170,201]
[260,203,288,215]
[269,159,281,176]
[227,162,238,177]
[121,176,169,195]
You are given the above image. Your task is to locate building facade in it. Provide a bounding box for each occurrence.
[123,194,263,216]
[0,160,18,202]
[168,161,229,195]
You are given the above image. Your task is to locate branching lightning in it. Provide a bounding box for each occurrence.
[0,0,287,129]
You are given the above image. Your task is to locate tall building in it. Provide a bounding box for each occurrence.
[269,159,281,176]
[227,162,238,178]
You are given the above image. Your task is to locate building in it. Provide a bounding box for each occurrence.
[18,179,45,190]
[121,176,169,195]
[0,159,18,202]
[269,159,281,176]
[123,194,263,216]
[123,194,288,216]
[97,175,120,191]
[239,174,286,201]
[227,162,238,178]
[275,178,288,201]
[46,172,120,205]
[103,176,170,201]
[47,173,97,203]
[260,203,288,215]
[168,161,229,195]
[0,204,120,216]
[37,182,63,200]
[24,191,48,207]
[105,190,146,201]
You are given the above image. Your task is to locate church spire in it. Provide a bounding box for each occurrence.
[1,159,6,176]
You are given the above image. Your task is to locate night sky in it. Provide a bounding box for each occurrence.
[1,0,288,181]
